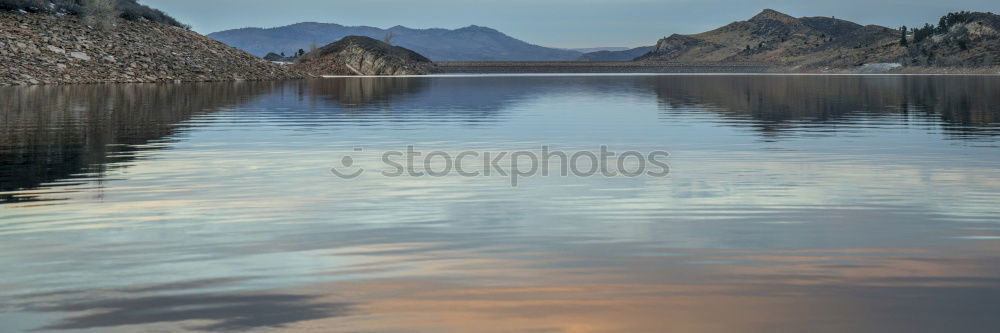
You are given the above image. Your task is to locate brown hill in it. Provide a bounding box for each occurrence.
[636,9,902,68]
[0,11,303,86]
[292,36,436,76]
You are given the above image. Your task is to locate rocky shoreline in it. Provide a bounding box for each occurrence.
[436,61,1000,74]
[436,61,775,73]
[1,11,306,86]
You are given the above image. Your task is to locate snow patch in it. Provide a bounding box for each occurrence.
[858,63,902,72]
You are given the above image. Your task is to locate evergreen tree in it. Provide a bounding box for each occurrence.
[899,26,908,46]
[913,23,935,43]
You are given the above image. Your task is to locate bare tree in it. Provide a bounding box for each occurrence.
[383,31,396,45]
[82,0,117,31]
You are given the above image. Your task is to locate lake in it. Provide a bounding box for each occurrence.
[2,75,1000,332]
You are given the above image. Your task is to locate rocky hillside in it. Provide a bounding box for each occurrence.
[1,10,304,86]
[578,46,653,61]
[208,23,582,61]
[636,9,902,68]
[291,36,436,76]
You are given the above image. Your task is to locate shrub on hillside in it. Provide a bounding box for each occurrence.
[911,23,935,43]
[937,11,974,33]
[1,0,187,29]
[2,0,87,15]
[0,0,48,12]
[117,0,187,28]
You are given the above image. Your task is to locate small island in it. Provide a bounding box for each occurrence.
[291,36,437,76]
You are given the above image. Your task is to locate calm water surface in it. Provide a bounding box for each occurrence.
[1,75,1000,332]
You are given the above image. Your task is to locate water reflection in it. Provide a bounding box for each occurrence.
[24,289,352,331]
[1,76,999,332]
[291,248,1000,332]
[0,82,284,203]
[650,75,1000,139]
[5,75,998,203]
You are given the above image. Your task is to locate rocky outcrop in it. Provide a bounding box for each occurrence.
[641,34,727,62]
[577,46,653,61]
[0,11,305,86]
[292,36,437,76]
[263,52,284,61]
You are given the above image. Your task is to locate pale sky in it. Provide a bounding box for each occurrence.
[143,0,1000,48]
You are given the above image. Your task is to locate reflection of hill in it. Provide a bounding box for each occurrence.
[304,77,431,107]
[5,76,997,202]
[298,77,605,124]
[0,82,282,203]
[649,75,1000,139]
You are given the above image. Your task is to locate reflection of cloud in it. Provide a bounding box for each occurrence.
[12,278,353,332]
[263,245,1000,332]
[33,293,351,332]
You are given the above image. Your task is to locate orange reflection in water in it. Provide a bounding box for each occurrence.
[279,244,1000,332]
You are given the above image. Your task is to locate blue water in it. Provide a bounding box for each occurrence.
[1,75,999,332]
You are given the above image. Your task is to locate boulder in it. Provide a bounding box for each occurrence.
[70,51,90,61]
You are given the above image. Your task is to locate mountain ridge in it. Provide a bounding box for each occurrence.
[208,23,582,61]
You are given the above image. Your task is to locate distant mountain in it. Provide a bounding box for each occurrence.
[570,47,630,53]
[578,46,653,61]
[636,9,900,67]
[208,23,582,61]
